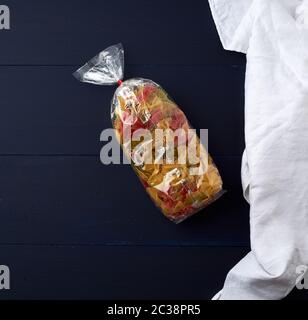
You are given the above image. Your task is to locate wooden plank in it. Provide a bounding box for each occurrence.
[0,245,249,299]
[0,246,308,300]
[0,65,245,155]
[0,155,250,246]
[0,0,245,66]
[0,244,304,299]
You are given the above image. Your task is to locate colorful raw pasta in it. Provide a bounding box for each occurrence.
[74,44,223,223]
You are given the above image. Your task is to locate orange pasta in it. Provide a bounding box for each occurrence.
[74,44,224,223]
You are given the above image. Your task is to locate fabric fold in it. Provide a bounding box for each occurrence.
[209,0,308,300]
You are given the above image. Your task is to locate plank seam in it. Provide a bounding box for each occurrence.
[0,243,250,248]
[0,64,246,68]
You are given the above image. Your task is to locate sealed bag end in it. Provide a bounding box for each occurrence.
[73,43,124,86]
[72,69,83,82]
[168,189,226,224]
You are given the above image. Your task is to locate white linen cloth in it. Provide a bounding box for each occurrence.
[208,0,308,300]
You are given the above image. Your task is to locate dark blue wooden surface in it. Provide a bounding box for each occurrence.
[0,0,306,300]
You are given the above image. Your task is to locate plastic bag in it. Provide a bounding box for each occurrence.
[74,44,224,223]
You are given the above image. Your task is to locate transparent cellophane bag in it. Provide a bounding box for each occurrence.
[111,79,223,223]
[74,44,224,223]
